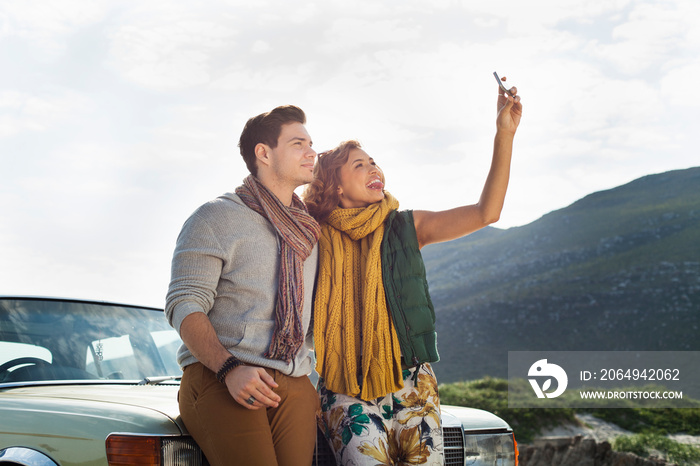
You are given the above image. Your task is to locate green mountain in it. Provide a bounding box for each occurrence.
[422,167,700,383]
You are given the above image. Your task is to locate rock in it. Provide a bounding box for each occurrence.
[519,435,674,466]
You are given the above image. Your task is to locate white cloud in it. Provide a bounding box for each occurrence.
[0,89,91,137]
[107,9,236,90]
[585,1,696,74]
[320,17,421,52]
[0,0,107,58]
[457,0,633,30]
[660,63,700,106]
[2,0,699,306]
[213,63,318,92]
[251,40,271,54]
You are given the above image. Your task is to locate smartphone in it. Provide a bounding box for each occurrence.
[493,71,514,96]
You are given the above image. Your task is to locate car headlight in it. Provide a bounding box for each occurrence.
[106,434,205,465]
[463,431,518,466]
[444,426,518,466]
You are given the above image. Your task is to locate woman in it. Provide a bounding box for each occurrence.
[304,83,522,465]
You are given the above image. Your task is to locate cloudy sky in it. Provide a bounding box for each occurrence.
[1,0,698,307]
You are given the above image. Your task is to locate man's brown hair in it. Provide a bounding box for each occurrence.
[238,105,306,177]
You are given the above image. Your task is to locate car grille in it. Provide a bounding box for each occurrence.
[443,426,465,466]
[314,429,337,466]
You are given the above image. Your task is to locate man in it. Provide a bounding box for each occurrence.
[165,105,320,466]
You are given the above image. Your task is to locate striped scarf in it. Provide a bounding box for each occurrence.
[235,175,321,363]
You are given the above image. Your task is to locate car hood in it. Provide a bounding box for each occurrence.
[1,383,512,434]
[0,382,186,434]
[440,404,513,432]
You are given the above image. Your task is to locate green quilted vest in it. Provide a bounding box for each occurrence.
[381,210,440,367]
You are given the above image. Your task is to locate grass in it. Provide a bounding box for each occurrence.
[439,377,577,443]
[585,408,700,436]
[439,377,700,445]
[614,432,700,465]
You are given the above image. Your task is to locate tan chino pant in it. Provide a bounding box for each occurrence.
[179,362,320,466]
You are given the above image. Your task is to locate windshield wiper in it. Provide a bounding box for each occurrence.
[138,375,182,385]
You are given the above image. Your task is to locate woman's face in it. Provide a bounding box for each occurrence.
[337,148,385,209]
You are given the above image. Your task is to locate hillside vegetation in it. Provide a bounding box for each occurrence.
[422,167,700,383]
[439,377,700,444]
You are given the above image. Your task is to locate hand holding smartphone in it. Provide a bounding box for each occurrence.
[493,72,515,96]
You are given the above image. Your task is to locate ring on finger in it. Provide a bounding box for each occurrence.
[246,395,256,405]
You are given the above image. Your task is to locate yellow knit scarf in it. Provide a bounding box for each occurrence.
[314,193,404,400]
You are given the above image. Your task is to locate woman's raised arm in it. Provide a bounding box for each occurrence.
[414,83,522,249]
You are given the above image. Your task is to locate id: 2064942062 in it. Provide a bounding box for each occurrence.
[581,368,680,382]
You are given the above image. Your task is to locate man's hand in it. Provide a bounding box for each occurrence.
[224,365,281,410]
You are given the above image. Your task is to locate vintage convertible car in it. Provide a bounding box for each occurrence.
[0,296,517,465]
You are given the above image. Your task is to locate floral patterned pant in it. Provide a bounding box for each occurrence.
[317,363,444,465]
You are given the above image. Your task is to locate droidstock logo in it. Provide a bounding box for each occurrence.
[528,359,568,398]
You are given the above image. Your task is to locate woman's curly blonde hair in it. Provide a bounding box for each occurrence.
[302,140,366,223]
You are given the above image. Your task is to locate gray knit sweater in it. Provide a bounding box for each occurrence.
[165,192,318,377]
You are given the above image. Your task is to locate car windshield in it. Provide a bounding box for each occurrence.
[0,298,182,384]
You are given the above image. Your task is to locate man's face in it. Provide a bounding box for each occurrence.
[264,122,316,188]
